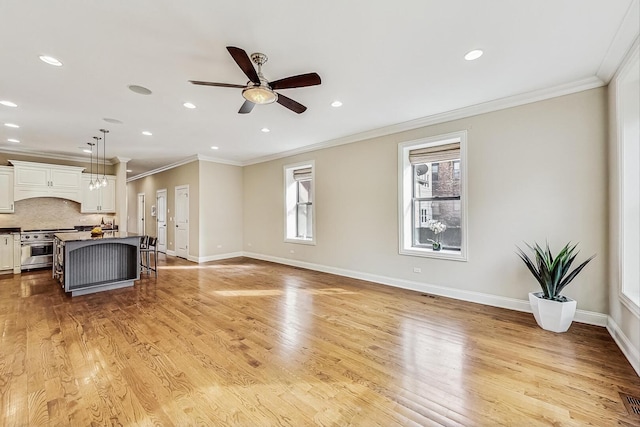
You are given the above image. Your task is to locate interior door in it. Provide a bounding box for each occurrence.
[137,193,145,235]
[156,188,167,253]
[175,185,189,259]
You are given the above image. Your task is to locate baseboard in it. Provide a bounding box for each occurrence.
[607,316,640,377]
[242,252,608,327]
[194,252,244,263]
[166,250,176,256]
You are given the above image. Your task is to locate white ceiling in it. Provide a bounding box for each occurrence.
[0,1,638,177]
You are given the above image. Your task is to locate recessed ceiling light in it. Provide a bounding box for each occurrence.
[331,100,343,107]
[126,169,132,173]
[183,102,196,109]
[464,49,483,61]
[261,127,270,133]
[7,138,20,143]
[0,100,17,108]
[103,118,123,124]
[211,146,219,150]
[4,123,19,128]
[142,131,152,136]
[128,85,152,95]
[39,55,63,66]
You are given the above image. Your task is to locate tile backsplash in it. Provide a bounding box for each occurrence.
[0,197,116,230]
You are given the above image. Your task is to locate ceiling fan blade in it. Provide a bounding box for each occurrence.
[276,93,307,114]
[189,80,246,89]
[238,100,255,114]
[227,46,260,84]
[270,73,321,90]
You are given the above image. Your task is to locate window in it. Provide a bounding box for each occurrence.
[398,131,467,260]
[285,162,315,244]
[617,47,640,315]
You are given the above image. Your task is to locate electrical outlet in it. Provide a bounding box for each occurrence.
[290,250,295,254]
[217,245,222,248]
[413,267,421,273]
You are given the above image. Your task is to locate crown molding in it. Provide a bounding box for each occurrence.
[196,154,243,167]
[0,146,115,165]
[596,0,640,83]
[242,76,606,166]
[114,156,131,164]
[127,155,199,182]
[126,154,243,182]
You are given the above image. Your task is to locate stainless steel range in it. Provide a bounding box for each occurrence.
[21,228,75,270]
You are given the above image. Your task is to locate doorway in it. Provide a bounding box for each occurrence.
[156,188,167,253]
[137,193,145,235]
[175,185,189,259]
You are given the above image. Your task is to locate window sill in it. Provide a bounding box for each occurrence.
[285,237,316,246]
[400,247,467,261]
[620,291,640,319]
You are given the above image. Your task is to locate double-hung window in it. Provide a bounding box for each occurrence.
[285,162,316,244]
[616,47,640,316]
[399,131,467,260]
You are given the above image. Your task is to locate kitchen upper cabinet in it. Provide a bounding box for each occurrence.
[10,160,84,203]
[81,175,116,213]
[0,234,13,272]
[0,166,14,213]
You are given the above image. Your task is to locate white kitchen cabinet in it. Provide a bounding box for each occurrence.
[0,234,13,272]
[81,175,116,213]
[10,160,84,203]
[0,166,14,213]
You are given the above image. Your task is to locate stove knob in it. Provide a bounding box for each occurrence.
[24,235,30,239]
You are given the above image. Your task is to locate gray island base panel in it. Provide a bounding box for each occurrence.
[54,232,140,297]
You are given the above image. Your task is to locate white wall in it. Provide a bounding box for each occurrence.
[243,88,608,315]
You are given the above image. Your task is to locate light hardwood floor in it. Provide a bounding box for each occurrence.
[0,256,639,426]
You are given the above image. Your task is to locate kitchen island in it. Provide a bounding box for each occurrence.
[53,231,140,296]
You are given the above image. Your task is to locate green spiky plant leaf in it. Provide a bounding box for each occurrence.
[516,242,595,302]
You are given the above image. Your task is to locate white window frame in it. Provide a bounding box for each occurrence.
[616,44,640,317]
[398,131,468,261]
[284,161,316,245]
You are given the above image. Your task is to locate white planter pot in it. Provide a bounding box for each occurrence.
[528,292,577,333]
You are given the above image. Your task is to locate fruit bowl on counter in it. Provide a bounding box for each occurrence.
[90,227,103,236]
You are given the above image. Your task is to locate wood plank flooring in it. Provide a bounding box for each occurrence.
[0,255,639,426]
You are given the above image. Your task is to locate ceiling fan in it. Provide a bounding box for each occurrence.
[190,46,321,114]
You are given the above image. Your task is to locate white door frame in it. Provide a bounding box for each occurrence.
[156,188,167,253]
[175,185,189,259]
[137,193,145,235]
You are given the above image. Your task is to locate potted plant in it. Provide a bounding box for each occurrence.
[427,220,446,251]
[516,241,595,333]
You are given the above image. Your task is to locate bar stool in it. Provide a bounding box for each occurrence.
[139,235,149,272]
[140,236,158,277]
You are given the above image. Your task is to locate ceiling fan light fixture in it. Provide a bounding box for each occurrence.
[242,86,277,105]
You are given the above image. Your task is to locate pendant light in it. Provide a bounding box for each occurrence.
[87,141,95,190]
[92,136,101,190]
[99,129,109,187]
